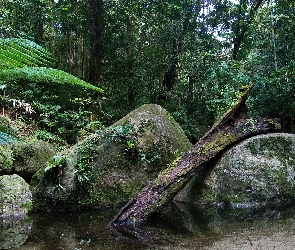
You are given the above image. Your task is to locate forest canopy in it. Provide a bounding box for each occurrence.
[0,0,294,144]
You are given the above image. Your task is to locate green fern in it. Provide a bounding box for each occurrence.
[0,67,104,93]
[0,38,104,94]
[0,38,53,69]
[0,131,19,145]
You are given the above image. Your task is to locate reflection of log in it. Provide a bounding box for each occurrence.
[109,83,281,228]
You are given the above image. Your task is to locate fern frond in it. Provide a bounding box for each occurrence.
[0,38,53,69]
[0,131,19,145]
[0,67,104,93]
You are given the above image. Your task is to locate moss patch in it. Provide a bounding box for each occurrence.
[0,145,13,174]
[176,133,295,208]
[31,104,192,211]
[12,139,56,182]
[0,174,32,216]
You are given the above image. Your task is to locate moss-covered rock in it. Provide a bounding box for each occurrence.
[31,104,192,211]
[0,145,13,175]
[175,133,295,208]
[0,215,32,249]
[0,174,32,216]
[0,138,56,183]
[12,139,56,182]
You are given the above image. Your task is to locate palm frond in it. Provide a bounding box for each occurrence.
[0,38,53,69]
[0,67,104,93]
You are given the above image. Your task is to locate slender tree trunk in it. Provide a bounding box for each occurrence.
[126,15,135,107]
[31,0,45,44]
[162,17,190,92]
[270,0,278,71]
[88,0,103,85]
[232,0,264,60]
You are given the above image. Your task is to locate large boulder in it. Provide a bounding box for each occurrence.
[12,140,56,182]
[0,139,56,183]
[31,104,192,211]
[175,133,295,208]
[0,174,32,217]
[0,215,32,250]
[0,145,13,175]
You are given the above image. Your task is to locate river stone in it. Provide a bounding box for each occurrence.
[12,140,56,182]
[0,145,13,175]
[31,104,192,211]
[175,133,295,208]
[0,174,32,216]
[0,215,32,250]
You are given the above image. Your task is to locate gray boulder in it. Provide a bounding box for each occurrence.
[0,215,32,250]
[12,140,56,182]
[0,174,32,217]
[31,104,192,211]
[0,145,13,175]
[176,133,295,208]
[0,140,56,183]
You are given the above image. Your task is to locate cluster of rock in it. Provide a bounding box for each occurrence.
[1,105,295,219]
[0,114,56,217]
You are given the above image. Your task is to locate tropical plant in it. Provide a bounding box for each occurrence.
[0,38,104,144]
[0,38,103,93]
[0,38,53,69]
[0,131,19,145]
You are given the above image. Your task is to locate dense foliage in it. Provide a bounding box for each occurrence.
[0,38,103,145]
[0,0,294,144]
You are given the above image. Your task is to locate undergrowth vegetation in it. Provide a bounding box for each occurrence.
[0,38,104,147]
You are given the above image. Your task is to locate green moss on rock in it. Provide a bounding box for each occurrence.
[176,133,295,208]
[0,145,13,174]
[0,174,32,216]
[12,139,56,182]
[31,104,192,211]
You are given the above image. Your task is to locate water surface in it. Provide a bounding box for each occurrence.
[1,202,295,249]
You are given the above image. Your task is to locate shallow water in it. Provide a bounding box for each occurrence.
[1,202,295,249]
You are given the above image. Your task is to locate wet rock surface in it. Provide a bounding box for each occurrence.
[0,215,32,250]
[31,104,192,211]
[0,174,32,217]
[176,133,295,207]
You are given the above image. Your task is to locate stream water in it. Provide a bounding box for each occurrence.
[1,202,295,250]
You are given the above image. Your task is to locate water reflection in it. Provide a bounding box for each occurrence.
[0,216,32,249]
[1,202,295,249]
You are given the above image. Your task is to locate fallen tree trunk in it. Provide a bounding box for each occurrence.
[109,83,280,228]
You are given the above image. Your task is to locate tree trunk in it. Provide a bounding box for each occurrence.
[232,0,264,60]
[161,17,190,95]
[88,0,103,85]
[109,83,281,228]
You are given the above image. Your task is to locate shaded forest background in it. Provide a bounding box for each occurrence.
[0,0,294,145]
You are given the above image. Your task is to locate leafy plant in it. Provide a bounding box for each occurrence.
[74,138,96,188]
[0,38,104,144]
[0,38,53,69]
[0,67,103,93]
[0,131,19,145]
[44,155,67,173]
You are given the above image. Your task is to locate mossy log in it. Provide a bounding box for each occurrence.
[109,83,280,228]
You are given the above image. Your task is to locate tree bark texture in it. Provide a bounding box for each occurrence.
[88,0,103,85]
[232,0,264,60]
[109,83,281,228]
